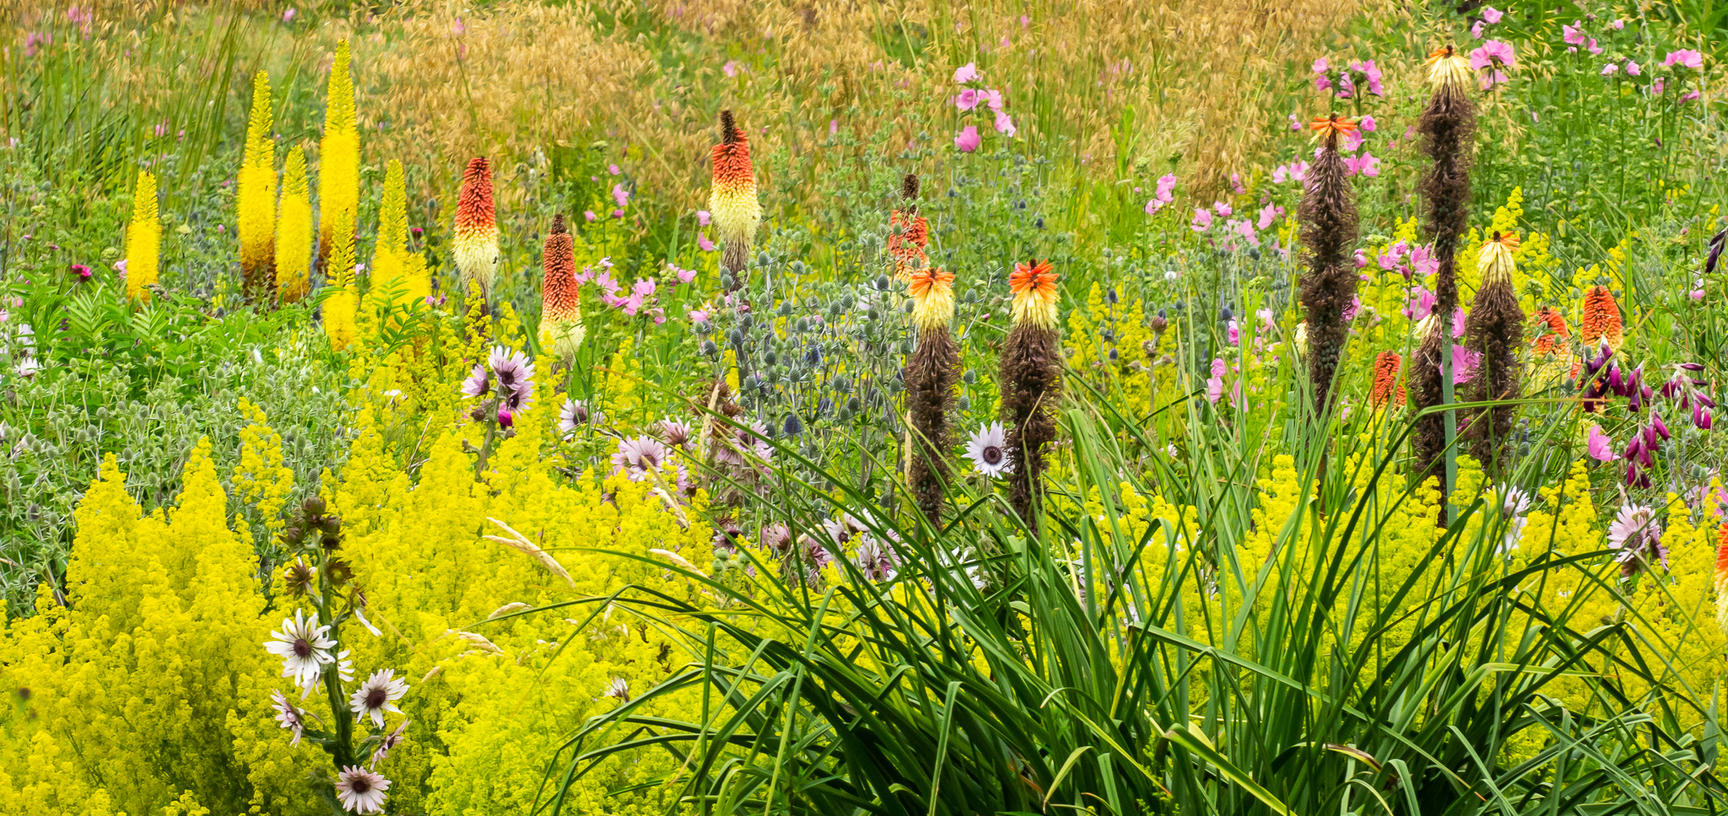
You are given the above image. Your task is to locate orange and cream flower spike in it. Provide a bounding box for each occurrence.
[708,110,761,258]
[908,266,955,333]
[1478,231,1519,285]
[1425,45,1475,95]
[1715,522,1728,633]
[1580,285,1625,353]
[539,214,585,360]
[124,170,159,301]
[1009,259,1059,329]
[453,157,499,297]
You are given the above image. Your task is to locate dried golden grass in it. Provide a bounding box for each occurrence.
[6,0,1381,207]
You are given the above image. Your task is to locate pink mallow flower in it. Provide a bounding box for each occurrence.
[1481,6,1503,23]
[994,110,1016,136]
[1191,208,1213,232]
[953,62,980,83]
[1471,40,1515,89]
[954,125,981,152]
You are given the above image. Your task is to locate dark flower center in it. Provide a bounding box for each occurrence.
[366,687,388,708]
[349,777,372,794]
[982,445,1004,465]
[293,638,312,658]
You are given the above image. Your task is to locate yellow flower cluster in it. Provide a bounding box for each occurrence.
[1064,282,1153,419]
[0,382,719,814]
[232,398,295,536]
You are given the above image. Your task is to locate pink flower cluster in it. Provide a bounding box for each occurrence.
[951,62,1015,152]
[1312,58,1383,99]
[1470,6,1503,39]
[1143,173,1177,214]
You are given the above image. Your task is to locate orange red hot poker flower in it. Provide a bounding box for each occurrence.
[908,266,955,332]
[890,210,930,282]
[1009,259,1059,329]
[540,215,585,359]
[1715,522,1728,631]
[1580,285,1624,353]
[1370,351,1405,408]
[709,110,761,267]
[454,157,499,297]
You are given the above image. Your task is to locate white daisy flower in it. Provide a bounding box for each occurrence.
[1498,486,1533,554]
[1608,503,1665,572]
[265,610,335,694]
[965,422,1013,478]
[349,669,409,728]
[334,766,391,814]
[270,690,305,745]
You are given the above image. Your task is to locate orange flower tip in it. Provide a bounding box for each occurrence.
[1491,231,1521,250]
[1308,114,1358,143]
[1426,45,1458,62]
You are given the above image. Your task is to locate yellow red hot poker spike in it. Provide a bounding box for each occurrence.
[1424,44,1475,95]
[908,266,954,332]
[453,157,500,299]
[319,40,359,276]
[238,70,277,305]
[275,148,313,303]
[125,170,159,301]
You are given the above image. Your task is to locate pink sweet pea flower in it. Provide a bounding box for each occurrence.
[954,125,981,152]
[1191,208,1213,232]
[1563,22,1586,46]
[1403,287,1436,321]
[993,110,1016,136]
[1587,425,1615,461]
[1212,201,1232,217]
[1206,358,1227,404]
[982,89,1005,112]
[1663,49,1703,70]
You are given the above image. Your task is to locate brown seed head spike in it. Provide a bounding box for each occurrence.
[551,213,567,235]
[720,110,739,145]
[902,173,920,202]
